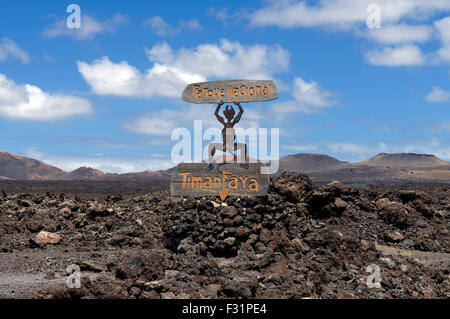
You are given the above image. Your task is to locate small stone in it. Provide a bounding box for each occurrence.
[44,271,55,279]
[59,207,71,216]
[334,198,347,209]
[18,199,33,207]
[81,260,107,272]
[384,231,404,243]
[376,198,391,210]
[380,257,396,269]
[34,231,61,244]
[292,237,310,253]
[139,291,160,299]
[222,218,234,227]
[360,239,370,251]
[204,284,221,298]
[165,270,180,279]
[161,292,176,299]
[235,226,250,238]
[211,201,220,208]
[129,286,141,296]
[177,237,195,254]
[224,237,236,246]
[221,206,237,218]
[435,210,445,218]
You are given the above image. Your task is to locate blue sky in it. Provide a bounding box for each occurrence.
[0,0,449,173]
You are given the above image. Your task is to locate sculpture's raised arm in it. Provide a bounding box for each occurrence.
[232,102,244,125]
[215,101,225,125]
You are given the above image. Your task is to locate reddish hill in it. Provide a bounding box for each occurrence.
[0,151,170,181]
[56,166,116,180]
[0,152,65,180]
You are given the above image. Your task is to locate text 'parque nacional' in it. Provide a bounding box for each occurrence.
[182,80,278,104]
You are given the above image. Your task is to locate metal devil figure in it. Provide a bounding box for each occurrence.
[170,80,278,201]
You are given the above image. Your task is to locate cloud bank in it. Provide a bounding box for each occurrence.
[43,14,128,40]
[0,74,92,120]
[78,39,290,98]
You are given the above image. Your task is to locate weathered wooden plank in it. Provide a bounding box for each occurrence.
[182,80,278,104]
[170,163,269,199]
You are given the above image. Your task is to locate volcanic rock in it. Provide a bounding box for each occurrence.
[0,172,447,299]
[272,172,313,203]
[384,231,405,243]
[34,231,61,244]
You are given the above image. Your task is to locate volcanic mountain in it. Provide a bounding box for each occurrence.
[0,151,449,184]
[57,166,114,180]
[275,152,450,185]
[0,152,65,180]
[360,153,448,168]
[279,153,349,173]
[0,152,167,181]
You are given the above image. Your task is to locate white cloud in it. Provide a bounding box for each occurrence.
[291,77,335,108]
[145,40,289,79]
[43,14,128,40]
[0,38,29,63]
[435,16,450,63]
[143,16,201,37]
[143,16,172,37]
[366,24,433,44]
[181,19,202,30]
[284,144,319,152]
[78,39,290,98]
[0,73,92,120]
[425,86,450,102]
[249,0,450,29]
[207,6,248,26]
[77,56,203,98]
[123,108,203,136]
[327,142,374,155]
[364,45,426,66]
[248,1,450,67]
[273,77,337,116]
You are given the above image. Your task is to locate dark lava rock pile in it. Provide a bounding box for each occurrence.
[0,172,449,298]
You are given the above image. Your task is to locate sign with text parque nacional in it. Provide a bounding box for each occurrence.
[182,80,278,104]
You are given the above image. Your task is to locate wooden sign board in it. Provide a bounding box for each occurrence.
[182,80,278,104]
[170,163,269,200]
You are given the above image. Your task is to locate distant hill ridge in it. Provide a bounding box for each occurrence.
[0,151,448,181]
[279,153,349,172]
[0,152,65,180]
[0,152,169,181]
[360,153,448,168]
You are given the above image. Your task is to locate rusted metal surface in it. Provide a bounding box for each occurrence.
[208,101,246,163]
[182,80,278,104]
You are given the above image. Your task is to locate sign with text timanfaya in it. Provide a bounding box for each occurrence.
[170,163,269,201]
[182,80,278,104]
